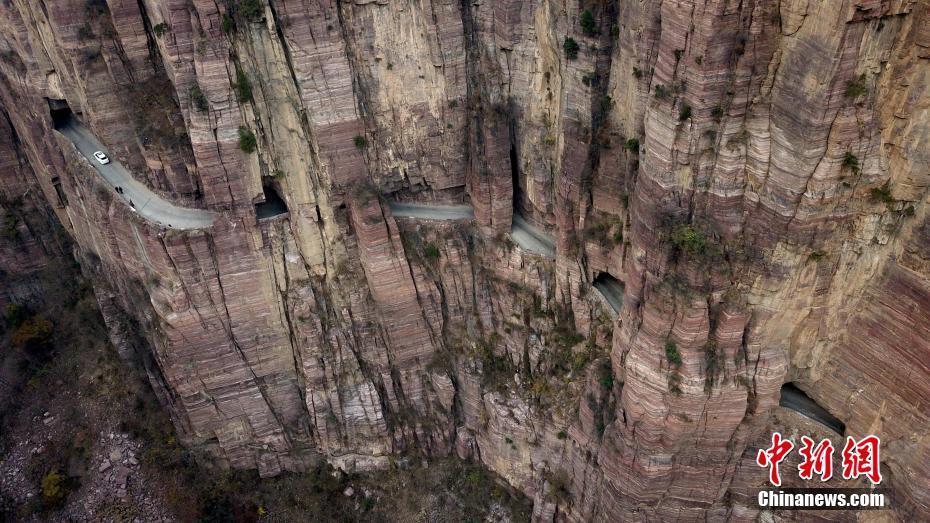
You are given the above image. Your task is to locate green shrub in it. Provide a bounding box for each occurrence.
[423,243,440,259]
[654,84,668,99]
[3,212,18,239]
[41,471,66,504]
[711,105,724,119]
[632,67,643,79]
[353,135,368,149]
[678,103,692,121]
[238,0,264,21]
[845,73,867,99]
[556,430,568,440]
[842,152,859,173]
[221,14,235,34]
[624,138,639,152]
[12,315,53,355]
[580,10,597,35]
[808,250,826,261]
[563,37,580,60]
[598,361,614,390]
[238,127,257,153]
[234,69,252,103]
[153,22,169,36]
[869,182,894,204]
[665,341,682,366]
[545,470,571,502]
[190,84,208,111]
[671,225,707,255]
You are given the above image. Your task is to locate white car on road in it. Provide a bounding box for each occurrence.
[93,151,110,165]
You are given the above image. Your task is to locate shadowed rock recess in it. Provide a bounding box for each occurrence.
[0,0,928,520]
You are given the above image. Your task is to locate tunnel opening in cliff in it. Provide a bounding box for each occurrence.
[509,126,523,219]
[779,383,846,435]
[255,180,288,219]
[48,98,73,129]
[593,272,624,314]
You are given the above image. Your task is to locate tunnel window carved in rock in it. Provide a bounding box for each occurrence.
[510,126,523,220]
[51,176,67,207]
[779,383,845,435]
[593,272,624,315]
[48,99,74,129]
[255,179,288,220]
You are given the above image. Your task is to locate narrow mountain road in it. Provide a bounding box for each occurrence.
[511,214,555,259]
[389,202,474,220]
[389,202,556,258]
[593,276,624,315]
[779,385,845,435]
[58,120,215,230]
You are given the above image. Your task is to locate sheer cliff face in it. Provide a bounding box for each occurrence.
[0,0,928,519]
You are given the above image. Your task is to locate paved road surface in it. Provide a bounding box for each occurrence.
[58,120,215,230]
[389,202,474,220]
[388,202,555,258]
[512,214,556,258]
[779,384,845,435]
[593,275,624,315]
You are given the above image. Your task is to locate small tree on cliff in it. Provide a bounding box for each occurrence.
[190,84,208,112]
[580,10,597,36]
[237,0,264,21]
[233,69,252,103]
[238,127,257,153]
[563,37,580,60]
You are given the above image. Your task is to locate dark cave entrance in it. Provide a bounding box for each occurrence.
[47,98,74,129]
[255,180,288,220]
[779,383,845,435]
[509,123,523,220]
[593,272,624,314]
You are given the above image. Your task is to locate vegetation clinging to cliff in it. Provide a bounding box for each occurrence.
[233,69,252,103]
[671,226,708,255]
[238,127,257,153]
[563,37,580,60]
[580,10,597,35]
[190,84,208,112]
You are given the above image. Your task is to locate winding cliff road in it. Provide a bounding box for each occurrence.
[389,202,474,220]
[511,214,556,259]
[389,202,557,259]
[58,120,215,230]
[779,384,845,435]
